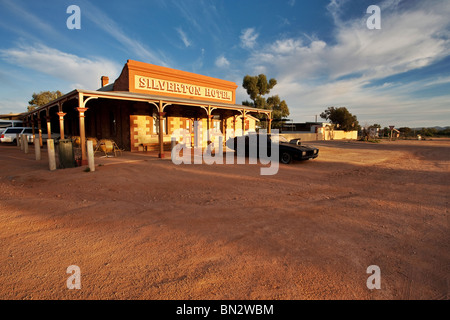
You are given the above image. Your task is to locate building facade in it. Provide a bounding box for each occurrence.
[21,60,271,164]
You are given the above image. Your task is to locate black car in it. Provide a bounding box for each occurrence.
[226,133,319,164]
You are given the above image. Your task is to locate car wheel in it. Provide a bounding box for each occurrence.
[280,152,292,164]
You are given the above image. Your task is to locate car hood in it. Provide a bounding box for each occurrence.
[279,142,318,150]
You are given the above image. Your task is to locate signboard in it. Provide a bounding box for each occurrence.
[135,75,233,103]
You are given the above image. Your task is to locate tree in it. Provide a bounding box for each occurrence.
[419,127,437,137]
[28,90,63,111]
[242,74,277,103]
[320,106,359,131]
[242,74,289,128]
[398,127,412,138]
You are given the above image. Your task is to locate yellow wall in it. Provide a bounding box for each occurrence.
[280,130,357,142]
[131,115,260,151]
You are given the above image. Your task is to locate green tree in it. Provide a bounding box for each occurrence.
[242,74,289,128]
[381,127,389,137]
[320,106,359,131]
[398,127,412,138]
[28,90,63,111]
[420,127,438,137]
[242,74,277,103]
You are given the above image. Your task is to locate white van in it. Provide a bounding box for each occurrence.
[0,120,23,135]
[0,127,34,143]
[0,127,59,144]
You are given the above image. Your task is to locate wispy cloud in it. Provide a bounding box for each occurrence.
[242,0,450,126]
[215,55,230,68]
[81,1,170,67]
[0,0,67,44]
[0,43,121,90]
[176,27,192,48]
[240,28,259,49]
[191,48,205,73]
[1,0,60,38]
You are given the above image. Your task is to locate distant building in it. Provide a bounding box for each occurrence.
[280,121,357,141]
[281,121,330,133]
[0,113,25,120]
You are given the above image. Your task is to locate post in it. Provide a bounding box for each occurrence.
[158,107,166,158]
[87,140,95,172]
[31,114,36,142]
[171,136,177,151]
[37,117,43,148]
[34,138,41,160]
[46,116,52,140]
[218,136,223,155]
[57,112,66,139]
[23,135,29,154]
[268,117,272,134]
[77,104,89,166]
[207,115,214,143]
[241,111,246,136]
[47,139,57,171]
[16,134,20,147]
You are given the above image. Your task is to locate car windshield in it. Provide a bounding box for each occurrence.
[5,128,23,134]
[270,135,289,143]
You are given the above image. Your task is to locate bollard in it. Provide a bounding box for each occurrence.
[16,134,20,147]
[23,135,29,154]
[47,139,57,171]
[19,134,23,150]
[87,140,95,172]
[34,138,41,160]
[171,137,177,151]
[218,136,223,154]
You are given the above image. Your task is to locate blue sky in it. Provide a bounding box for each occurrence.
[0,0,449,128]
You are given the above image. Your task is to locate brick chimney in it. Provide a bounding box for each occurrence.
[101,76,109,87]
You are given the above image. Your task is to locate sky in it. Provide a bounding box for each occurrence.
[0,0,449,128]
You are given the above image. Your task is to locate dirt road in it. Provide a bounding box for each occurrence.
[0,138,448,300]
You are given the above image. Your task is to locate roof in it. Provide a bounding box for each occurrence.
[21,88,271,118]
[0,113,26,120]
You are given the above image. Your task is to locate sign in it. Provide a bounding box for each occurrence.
[135,75,233,102]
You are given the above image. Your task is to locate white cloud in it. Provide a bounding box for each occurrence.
[240,28,259,49]
[1,0,60,38]
[0,44,121,90]
[215,55,230,68]
[243,0,450,127]
[176,27,192,48]
[81,1,170,67]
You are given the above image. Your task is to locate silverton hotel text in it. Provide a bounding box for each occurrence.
[135,75,233,102]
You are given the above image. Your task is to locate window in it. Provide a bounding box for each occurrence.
[5,128,23,134]
[0,120,23,128]
[153,114,167,134]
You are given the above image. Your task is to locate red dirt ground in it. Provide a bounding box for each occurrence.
[0,138,448,300]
